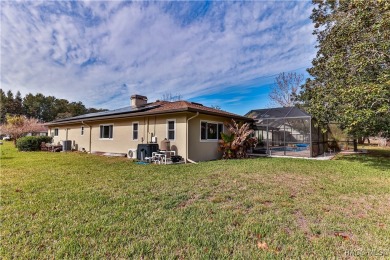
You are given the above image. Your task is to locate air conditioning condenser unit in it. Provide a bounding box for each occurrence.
[127,148,137,159]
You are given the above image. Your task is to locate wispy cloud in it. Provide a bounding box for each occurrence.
[1,1,316,111]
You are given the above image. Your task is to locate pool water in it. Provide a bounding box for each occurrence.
[271,146,309,152]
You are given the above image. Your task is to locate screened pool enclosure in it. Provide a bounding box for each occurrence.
[246,107,327,157]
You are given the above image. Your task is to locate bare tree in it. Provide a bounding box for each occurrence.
[161,92,182,102]
[269,72,304,107]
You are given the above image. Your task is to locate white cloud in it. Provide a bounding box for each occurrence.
[1,1,316,109]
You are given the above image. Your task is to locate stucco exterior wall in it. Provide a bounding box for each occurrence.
[187,114,231,162]
[50,124,90,151]
[48,113,187,158]
[48,112,243,161]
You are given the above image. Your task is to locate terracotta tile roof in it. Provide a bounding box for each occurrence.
[46,100,251,125]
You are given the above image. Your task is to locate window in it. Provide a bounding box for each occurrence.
[167,120,175,140]
[201,122,223,141]
[81,126,84,136]
[132,122,138,140]
[218,123,223,139]
[100,125,113,139]
[54,128,59,136]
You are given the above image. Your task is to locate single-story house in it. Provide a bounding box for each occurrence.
[26,126,49,137]
[46,95,252,162]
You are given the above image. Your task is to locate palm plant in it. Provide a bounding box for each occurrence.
[218,119,258,159]
[219,132,236,159]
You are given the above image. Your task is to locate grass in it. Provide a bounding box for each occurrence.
[1,141,389,259]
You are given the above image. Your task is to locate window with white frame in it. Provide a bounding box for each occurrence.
[100,125,113,139]
[132,122,139,140]
[81,126,84,136]
[54,128,59,136]
[200,121,223,141]
[167,120,175,140]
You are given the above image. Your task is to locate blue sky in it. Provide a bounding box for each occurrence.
[1,1,316,115]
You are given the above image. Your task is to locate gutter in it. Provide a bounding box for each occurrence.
[186,112,199,164]
[82,121,92,153]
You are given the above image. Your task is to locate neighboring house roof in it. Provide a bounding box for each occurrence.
[46,100,252,125]
[36,125,48,132]
[245,106,311,120]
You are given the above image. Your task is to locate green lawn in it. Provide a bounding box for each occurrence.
[1,142,389,259]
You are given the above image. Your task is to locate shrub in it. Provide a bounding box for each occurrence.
[36,136,53,144]
[218,119,258,159]
[16,136,53,151]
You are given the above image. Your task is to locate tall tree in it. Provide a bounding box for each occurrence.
[14,91,23,115]
[269,72,304,107]
[40,95,57,122]
[67,102,87,116]
[0,89,7,123]
[23,93,61,121]
[23,93,41,119]
[54,98,70,115]
[5,90,15,115]
[301,0,390,143]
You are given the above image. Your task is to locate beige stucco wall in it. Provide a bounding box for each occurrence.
[50,124,90,151]
[49,113,188,158]
[187,114,230,162]
[48,112,241,161]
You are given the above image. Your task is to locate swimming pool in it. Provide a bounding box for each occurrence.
[271,146,309,152]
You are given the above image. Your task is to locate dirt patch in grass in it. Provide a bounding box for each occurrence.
[178,194,200,209]
[294,210,311,237]
[338,194,390,218]
[242,172,317,192]
[261,200,273,207]
[267,173,318,198]
[270,173,316,185]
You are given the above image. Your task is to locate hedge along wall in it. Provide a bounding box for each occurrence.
[16,136,53,151]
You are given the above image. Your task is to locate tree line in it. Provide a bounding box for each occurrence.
[0,89,107,123]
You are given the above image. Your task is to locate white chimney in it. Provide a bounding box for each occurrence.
[131,95,148,108]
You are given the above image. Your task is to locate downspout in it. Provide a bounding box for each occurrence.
[154,116,156,136]
[147,117,150,143]
[144,117,147,143]
[186,112,199,164]
[82,121,92,153]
